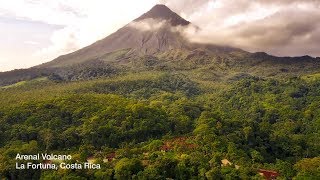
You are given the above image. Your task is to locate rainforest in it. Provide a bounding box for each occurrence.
[1,3,320,180]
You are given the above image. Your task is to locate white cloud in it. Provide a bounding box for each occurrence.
[0,0,320,72]
[166,0,320,57]
[128,18,167,31]
[0,0,85,25]
[0,0,159,66]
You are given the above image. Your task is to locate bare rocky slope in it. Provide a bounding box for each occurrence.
[1,4,320,86]
[39,4,239,68]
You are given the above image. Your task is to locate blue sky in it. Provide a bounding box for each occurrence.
[1,0,319,72]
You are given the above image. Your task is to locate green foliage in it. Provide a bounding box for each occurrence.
[1,68,320,179]
[83,72,200,98]
[294,157,320,179]
[114,158,143,179]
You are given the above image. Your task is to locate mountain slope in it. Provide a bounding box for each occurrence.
[134,4,190,26]
[1,4,320,87]
[40,4,238,68]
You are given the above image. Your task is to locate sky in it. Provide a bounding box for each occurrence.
[0,0,319,72]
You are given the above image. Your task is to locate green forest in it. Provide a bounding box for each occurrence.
[0,69,319,179]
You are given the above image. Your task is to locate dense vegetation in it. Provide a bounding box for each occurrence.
[2,4,320,178]
[0,69,319,179]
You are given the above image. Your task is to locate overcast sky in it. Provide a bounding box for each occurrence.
[0,0,319,72]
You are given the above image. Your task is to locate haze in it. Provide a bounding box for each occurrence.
[0,0,319,72]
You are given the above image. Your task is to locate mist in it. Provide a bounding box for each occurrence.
[159,0,320,57]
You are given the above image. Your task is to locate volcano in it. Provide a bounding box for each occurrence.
[1,4,319,86]
[134,4,190,26]
[40,4,237,68]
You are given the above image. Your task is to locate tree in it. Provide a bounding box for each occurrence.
[294,157,320,179]
[114,158,143,180]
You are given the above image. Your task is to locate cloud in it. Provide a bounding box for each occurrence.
[0,0,159,64]
[1,0,320,71]
[128,18,167,31]
[33,26,80,59]
[166,0,320,57]
[0,0,85,26]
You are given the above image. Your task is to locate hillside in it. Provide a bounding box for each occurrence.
[1,70,320,179]
[1,5,320,86]
[0,4,320,180]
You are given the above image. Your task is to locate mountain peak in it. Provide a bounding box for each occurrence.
[134,4,190,26]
